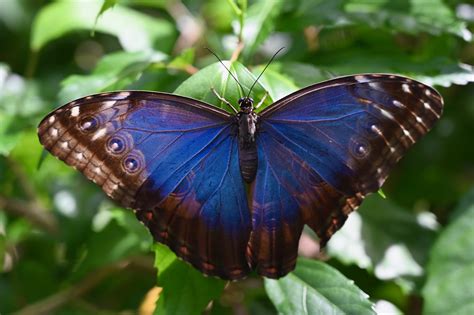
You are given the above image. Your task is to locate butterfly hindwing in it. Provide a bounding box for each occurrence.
[249,74,443,275]
[38,91,252,279]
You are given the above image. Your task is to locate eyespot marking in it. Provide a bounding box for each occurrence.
[350,137,370,159]
[107,136,126,154]
[124,157,139,172]
[79,116,99,133]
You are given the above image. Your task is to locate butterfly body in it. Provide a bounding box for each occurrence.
[38,74,443,280]
[236,97,259,182]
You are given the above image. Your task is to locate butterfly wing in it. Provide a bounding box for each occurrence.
[38,92,252,280]
[248,74,443,277]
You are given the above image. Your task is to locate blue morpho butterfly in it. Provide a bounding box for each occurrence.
[38,51,443,280]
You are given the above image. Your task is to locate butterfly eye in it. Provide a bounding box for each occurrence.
[79,116,100,133]
[107,136,126,154]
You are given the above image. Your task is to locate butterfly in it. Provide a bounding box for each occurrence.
[37,72,443,280]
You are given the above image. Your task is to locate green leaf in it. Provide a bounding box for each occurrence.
[153,244,226,315]
[282,0,471,40]
[73,209,151,278]
[31,0,175,52]
[168,48,196,72]
[265,258,375,315]
[327,195,437,281]
[253,64,299,101]
[422,189,474,315]
[95,0,118,27]
[345,0,472,40]
[59,50,166,103]
[174,60,271,113]
[240,0,284,58]
[0,114,22,156]
[0,215,5,272]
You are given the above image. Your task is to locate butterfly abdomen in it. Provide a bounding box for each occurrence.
[237,112,258,182]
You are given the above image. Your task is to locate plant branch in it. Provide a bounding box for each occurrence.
[13,256,154,315]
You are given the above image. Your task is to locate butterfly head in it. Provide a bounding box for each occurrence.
[238,97,254,113]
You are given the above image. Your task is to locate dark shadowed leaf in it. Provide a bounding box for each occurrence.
[281,0,471,40]
[265,258,375,315]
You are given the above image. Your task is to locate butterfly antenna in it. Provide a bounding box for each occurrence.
[205,47,245,94]
[246,47,285,99]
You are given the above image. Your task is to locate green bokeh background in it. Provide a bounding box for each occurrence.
[0,0,473,314]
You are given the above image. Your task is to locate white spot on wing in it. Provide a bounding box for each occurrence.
[425,89,431,96]
[402,127,415,143]
[60,141,68,149]
[355,75,369,83]
[380,108,394,120]
[424,101,441,118]
[94,167,101,174]
[369,82,380,89]
[71,106,80,117]
[50,128,59,137]
[102,100,116,108]
[92,128,107,140]
[393,100,405,108]
[116,92,131,99]
[76,152,84,160]
[402,84,411,93]
[49,116,55,123]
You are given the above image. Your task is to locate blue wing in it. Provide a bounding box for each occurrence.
[38,92,251,279]
[248,74,443,277]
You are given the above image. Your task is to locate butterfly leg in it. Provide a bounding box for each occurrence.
[255,91,268,109]
[211,87,238,113]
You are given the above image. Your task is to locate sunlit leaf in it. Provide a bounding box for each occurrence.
[240,0,283,58]
[174,60,271,112]
[59,51,166,103]
[95,0,118,22]
[153,244,225,315]
[422,189,474,315]
[31,0,175,52]
[265,258,375,315]
[327,195,437,281]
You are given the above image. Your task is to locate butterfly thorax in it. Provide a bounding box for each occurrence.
[237,97,258,183]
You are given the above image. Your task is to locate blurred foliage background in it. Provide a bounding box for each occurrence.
[1,0,473,314]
